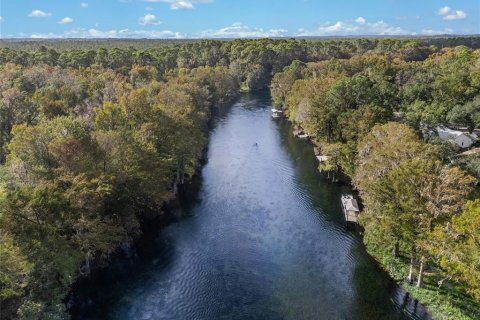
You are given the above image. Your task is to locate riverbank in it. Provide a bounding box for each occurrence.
[270,46,480,320]
[367,245,480,320]
[67,98,237,318]
[296,131,479,320]
[67,172,201,318]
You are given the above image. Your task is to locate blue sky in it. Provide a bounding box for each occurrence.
[0,0,478,38]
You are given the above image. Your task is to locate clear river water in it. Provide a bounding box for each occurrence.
[74,92,431,320]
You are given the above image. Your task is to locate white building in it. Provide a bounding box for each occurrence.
[316,155,329,163]
[436,126,478,149]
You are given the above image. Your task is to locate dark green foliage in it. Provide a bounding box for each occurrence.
[447,96,480,133]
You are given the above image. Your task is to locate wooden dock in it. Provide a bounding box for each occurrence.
[293,128,309,139]
[341,195,360,224]
[271,108,283,118]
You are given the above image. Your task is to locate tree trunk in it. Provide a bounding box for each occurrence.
[437,276,449,290]
[416,256,425,288]
[392,241,400,257]
[407,245,416,284]
[180,168,185,185]
[407,262,414,284]
[468,120,474,134]
[85,252,91,276]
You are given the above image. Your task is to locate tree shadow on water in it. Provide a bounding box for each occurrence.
[351,261,419,320]
[68,230,178,320]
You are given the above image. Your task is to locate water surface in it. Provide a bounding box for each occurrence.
[78,92,429,320]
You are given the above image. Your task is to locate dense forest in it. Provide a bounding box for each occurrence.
[0,37,479,319]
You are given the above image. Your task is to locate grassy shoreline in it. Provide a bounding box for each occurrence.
[365,245,480,320]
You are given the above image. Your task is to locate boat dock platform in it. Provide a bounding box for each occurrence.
[293,128,310,140]
[271,108,284,118]
[341,194,360,224]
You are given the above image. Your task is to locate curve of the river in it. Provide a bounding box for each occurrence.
[76,92,430,320]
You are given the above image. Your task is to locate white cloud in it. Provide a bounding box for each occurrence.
[437,6,466,20]
[144,0,212,10]
[444,11,466,21]
[29,28,183,39]
[171,1,194,10]
[22,19,409,39]
[298,18,407,36]
[81,2,88,8]
[145,6,154,11]
[194,19,410,38]
[30,32,59,38]
[28,10,52,17]
[437,6,451,15]
[139,14,162,26]
[195,22,289,38]
[421,27,453,35]
[355,17,366,25]
[0,16,4,23]
[58,17,73,24]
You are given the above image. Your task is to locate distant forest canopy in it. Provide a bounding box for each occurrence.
[1,37,480,71]
[0,36,479,319]
[2,35,480,50]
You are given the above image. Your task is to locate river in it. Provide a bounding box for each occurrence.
[74,92,430,320]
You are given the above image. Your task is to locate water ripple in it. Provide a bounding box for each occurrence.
[86,93,428,320]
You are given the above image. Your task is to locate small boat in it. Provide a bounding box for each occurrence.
[341,194,360,224]
[271,108,283,118]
